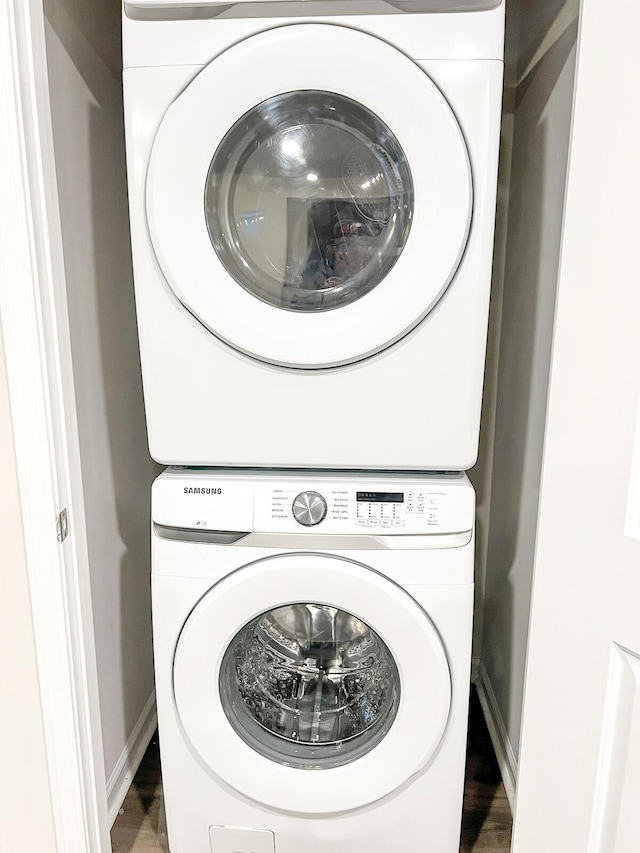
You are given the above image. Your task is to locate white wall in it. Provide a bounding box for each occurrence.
[469,0,520,664]
[472,0,579,785]
[43,0,159,815]
[0,323,58,852]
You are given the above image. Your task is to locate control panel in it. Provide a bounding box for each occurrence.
[152,470,475,536]
[256,479,473,535]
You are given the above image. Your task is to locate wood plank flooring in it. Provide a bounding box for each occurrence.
[111,689,512,852]
[460,690,513,852]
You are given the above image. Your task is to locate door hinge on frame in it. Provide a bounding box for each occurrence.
[56,507,68,542]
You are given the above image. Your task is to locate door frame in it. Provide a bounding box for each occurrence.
[0,0,109,850]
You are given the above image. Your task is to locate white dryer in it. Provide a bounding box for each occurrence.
[123,1,504,469]
[152,468,475,853]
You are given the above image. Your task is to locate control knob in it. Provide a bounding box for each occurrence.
[292,491,327,527]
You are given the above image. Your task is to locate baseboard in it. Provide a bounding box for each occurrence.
[470,655,481,684]
[473,659,517,813]
[106,692,157,827]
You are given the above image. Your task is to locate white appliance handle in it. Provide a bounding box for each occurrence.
[126,0,501,9]
[128,0,352,6]
[153,523,472,550]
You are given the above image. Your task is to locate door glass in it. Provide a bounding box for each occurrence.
[205,91,413,312]
[219,603,400,769]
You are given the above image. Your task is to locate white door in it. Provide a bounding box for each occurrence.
[172,553,451,813]
[146,24,471,368]
[512,1,640,850]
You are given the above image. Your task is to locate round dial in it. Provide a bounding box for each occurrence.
[292,491,327,527]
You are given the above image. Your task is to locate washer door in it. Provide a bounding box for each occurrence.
[147,24,472,368]
[173,554,451,814]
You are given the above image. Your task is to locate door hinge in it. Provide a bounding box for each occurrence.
[56,507,68,542]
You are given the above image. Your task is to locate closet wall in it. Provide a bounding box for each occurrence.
[472,0,579,797]
[43,0,159,822]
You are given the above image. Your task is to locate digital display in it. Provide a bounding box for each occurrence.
[356,491,404,503]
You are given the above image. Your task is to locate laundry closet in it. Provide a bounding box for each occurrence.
[15,0,639,849]
[43,0,572,831]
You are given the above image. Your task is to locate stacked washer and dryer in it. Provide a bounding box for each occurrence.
[123,2,504,851]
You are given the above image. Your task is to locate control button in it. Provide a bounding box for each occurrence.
[356,519,368,527]
[381,519,392,528]
[368,519,380,527]
[393,519,405,527]
[292,491,328,527]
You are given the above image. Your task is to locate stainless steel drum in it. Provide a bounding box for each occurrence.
[219,603,401,769]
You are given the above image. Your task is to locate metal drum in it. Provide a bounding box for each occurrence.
[219,603,401,769]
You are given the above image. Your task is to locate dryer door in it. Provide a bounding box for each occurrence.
[147,24,472,368]
[173,553,451,814]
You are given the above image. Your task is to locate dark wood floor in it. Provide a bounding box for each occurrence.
[111,689,512,852]
[460,690,513,852]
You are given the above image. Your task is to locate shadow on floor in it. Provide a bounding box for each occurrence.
[460,688,513,852]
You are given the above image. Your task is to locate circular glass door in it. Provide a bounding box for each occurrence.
[147,24,471,367]
[172,553,451,814]
[205,91,413,313]
[220,603,400,768]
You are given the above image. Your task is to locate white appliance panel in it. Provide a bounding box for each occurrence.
[123,4,504,468]
[152,468,474,535]
[151,469,475,851]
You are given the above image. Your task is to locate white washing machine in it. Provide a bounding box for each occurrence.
[123,1,504,470]
[152,467,475,852]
